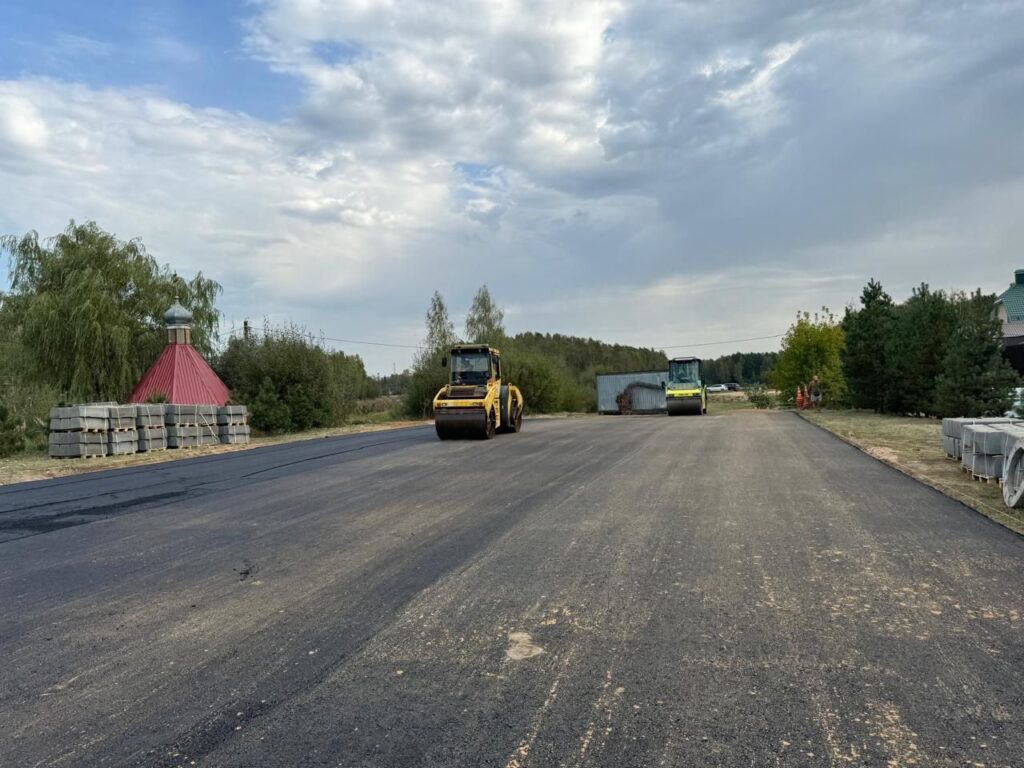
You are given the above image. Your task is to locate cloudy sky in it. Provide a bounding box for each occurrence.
[1,0,1022,373]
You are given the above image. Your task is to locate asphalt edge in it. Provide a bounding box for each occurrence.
[795,410,1024,539]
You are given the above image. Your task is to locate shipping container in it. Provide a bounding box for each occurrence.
[596,371,668,414]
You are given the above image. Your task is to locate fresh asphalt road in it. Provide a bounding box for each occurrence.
[2,414,1023,767]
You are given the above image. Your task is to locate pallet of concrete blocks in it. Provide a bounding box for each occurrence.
[134,404,167,452]
[960,424,995,478]
[164,405,219,448]
[217,405,250,444]
[197,405,220,445]
[943,417,1017,461]
[165,405,200,448]
[105,405,138,456]
[48,406,109,458]
[959,422,1024,482]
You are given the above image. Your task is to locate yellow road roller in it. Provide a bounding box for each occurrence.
[666,356,706,416]
[433,345,524,439]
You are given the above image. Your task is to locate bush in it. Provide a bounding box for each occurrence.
[0,401,24,457]
[403,352,448,418]
[504,348,567,413]
[216,324,373,433]
[746,386,774,409]
[250,377,292,433]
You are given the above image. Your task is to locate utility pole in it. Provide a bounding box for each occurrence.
[243,320,250,340]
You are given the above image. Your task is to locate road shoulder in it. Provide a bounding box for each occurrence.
[799,409,1024,536]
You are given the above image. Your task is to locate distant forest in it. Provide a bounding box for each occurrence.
[700,351,778,385]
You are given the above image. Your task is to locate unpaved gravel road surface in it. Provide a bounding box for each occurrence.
[2,413,1022,767]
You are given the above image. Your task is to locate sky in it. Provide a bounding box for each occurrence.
[1,0,1022,375]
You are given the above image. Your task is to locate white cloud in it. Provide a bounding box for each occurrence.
[2,0,1023,373]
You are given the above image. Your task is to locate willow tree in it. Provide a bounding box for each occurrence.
[1,220,221,402]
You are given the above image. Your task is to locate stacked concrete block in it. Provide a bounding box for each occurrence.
[48,406,109,458]
[135,404,167,452]
[957,421,1024,481]
[106,405,138,456]
[164,405,220,448]
[198,405,219,446]
[217,405,250,444]
[165,405,202,449]
[943,417,1019,461]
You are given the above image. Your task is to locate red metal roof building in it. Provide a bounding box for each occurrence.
[129,300,231,405]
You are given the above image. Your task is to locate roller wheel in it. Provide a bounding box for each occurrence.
[483,410,496,440]
[512,405,523,433]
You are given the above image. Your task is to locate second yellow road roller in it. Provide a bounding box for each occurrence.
[666,356,707,416]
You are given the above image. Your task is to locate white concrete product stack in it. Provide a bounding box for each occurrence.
[48,406,109,458]
[961,425,1006,481]
[165,405,203,449]
[941,417,1019,461]
[217,405,250,444]
[198,405,220,446]
[135,404,167,452]
[106,405,139,456]
[945,418,1024,482]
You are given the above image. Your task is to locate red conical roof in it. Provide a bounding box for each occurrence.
[129,343,230,405]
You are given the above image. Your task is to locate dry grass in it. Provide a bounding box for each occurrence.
[708,391,759,414]
[801,410,1023,535]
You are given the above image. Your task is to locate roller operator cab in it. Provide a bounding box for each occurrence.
[666,356,707,416]
[433,345,525,439]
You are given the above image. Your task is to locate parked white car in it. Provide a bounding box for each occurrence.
[707,384,729,393]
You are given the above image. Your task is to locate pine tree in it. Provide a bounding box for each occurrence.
[842,279,895,411]
[464,285,505,345]
[934,290,1019,417]
[883,284,956,416]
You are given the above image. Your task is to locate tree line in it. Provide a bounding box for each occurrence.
[401,287,780,417]
[770,280,1019,417]
[403,287,670,417]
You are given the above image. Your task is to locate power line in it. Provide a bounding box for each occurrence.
[658,332,785,350]
[320,335,420,350]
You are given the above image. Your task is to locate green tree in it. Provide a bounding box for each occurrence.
[770,308,846,405]
[842,279,895,411]
[1,220,221,402]
[424,291,458,355]
[702,351,778,385]
[934,290,1019,417]
[0,400,24,457]
[464,284,505,345]
[405,292,459,418]
[216,323,370,432]
[883,284,956,416]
